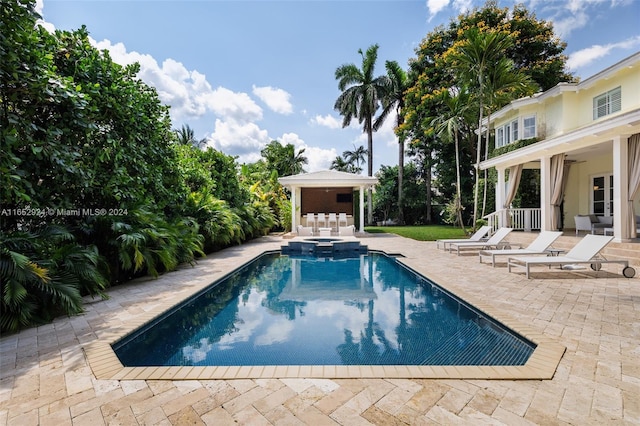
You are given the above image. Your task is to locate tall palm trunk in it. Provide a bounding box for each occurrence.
[454,130,464,231]
[473,94,484,227]
[397,139,404,225]
[366,115,374,225]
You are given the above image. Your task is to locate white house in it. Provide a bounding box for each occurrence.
[480,51,640,241]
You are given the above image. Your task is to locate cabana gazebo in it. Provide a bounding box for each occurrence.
[278,170,378,233]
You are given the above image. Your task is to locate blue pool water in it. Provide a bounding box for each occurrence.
[113,252,535,367]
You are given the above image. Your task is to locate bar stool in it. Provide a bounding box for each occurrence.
[328,213,337,231]
[305,213,316,231]
[316,213,326,230]
[338,212,348,228]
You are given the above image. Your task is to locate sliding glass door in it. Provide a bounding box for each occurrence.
[591,174,613,216]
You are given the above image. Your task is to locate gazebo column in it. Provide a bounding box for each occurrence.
[290,185,297,232]
[359,186,365,232]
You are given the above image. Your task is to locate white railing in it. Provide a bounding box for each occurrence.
[484,208,541,232]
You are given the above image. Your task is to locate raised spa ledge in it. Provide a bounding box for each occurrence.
[281,238,367,256]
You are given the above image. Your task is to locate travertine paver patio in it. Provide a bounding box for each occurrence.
[1,233,639,425]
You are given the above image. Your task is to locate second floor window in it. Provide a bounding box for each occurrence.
[523,116,536,138]
[495,118,526,148]
[593,86,621,120]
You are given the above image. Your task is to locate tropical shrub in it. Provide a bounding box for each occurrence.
[0,225,108,332]
[0,0,276,332]
[86,208,204,283]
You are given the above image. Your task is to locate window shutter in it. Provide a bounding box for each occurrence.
[594,95,607,119]
[610,87,621,113]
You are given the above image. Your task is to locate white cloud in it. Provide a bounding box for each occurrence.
[310,114,343,129]
[452,0,473,14]
[206,87,263,122]
[277,133,337,172]
[252,85,293,115]
[535,0,634,38]
[35,0,55,32]
[426,0,450,20]
[92,39,264,124]
[567,35,640,70]
[206,118,270,164]
[304,146,339,172]
[279,132,305,149]
[551,10,589,38]
[426,0,470,20]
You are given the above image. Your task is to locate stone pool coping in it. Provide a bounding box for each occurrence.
[83,245,565,381]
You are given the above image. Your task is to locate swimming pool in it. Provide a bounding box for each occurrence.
[113,252,535,367]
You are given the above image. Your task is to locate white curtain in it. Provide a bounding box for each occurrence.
[503,164,523,209]
[628,133,640,238]
[550,154,567,230]
[502,164,523,227]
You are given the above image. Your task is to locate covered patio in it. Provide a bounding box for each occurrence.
[278,170,378,234]
[482,129,640,242]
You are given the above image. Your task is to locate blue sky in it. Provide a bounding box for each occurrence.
[37,0,640,173]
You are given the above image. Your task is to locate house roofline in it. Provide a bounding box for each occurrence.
[484,51,640,125]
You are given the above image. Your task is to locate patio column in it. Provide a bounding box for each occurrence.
[613,135,630,241]
[540,156,553,231]
[496,167,506,227]
[290,185,297,232]
[359,186,365,232]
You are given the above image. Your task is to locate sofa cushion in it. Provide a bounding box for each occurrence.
[589,214,599,223]
[597,216,613,225]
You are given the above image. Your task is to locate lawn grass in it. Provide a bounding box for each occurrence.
[364,225,470,241]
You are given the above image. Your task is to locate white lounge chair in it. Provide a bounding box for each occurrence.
[449,227,513,256]
[507,234,636,279]
[436,225,491,250]
[479,231,563,267]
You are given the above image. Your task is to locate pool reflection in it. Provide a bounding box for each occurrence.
[113,252,534,367]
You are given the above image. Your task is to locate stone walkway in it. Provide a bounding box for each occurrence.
[1,233,639,425]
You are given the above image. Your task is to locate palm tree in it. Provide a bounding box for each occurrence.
[430,88,472,230]
[282,144,308,176]
[448,28,513,227]
[479,58,537,216]
[334,44,387,224]
[342,144,367,174]
[330,156,352,172]
[174,124,206,148]
[261,140,308,177]
[374,60,408,224]
[175,124,196,145]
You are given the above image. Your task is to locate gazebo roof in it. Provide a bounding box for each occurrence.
[278,170,378,189]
